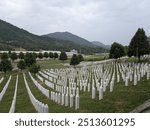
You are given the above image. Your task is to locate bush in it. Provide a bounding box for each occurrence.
[29,64,40,74]
[17,60,26,70]
[0,59,13,74]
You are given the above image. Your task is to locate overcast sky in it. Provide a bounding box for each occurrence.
[0,0,150,45]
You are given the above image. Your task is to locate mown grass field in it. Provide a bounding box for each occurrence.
[0,57,150,113]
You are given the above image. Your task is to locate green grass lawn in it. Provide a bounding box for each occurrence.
[0,74,16,112]
[84,55,108,61]
[15,72,36,113]
[37,59,69,69]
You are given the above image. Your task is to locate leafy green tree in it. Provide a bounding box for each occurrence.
[54,52,58,59]
[49,52,54,58]
[1,59,13,74]
[17,60,26,70]
[128,28,150,61]
[0,62,2,71]
[29,64,40,74]
[1,52,9,60]
[18,52,24,59]
[59,52,67,62]
[38,53,43,59]
[109,42,125,59]
[44,52,49,58]
[70,54,80,66]
[78,54,84,62]
[24,53,36,67]
[33,52,37,59]
[10,52,18,61]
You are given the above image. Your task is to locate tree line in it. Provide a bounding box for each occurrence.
[109,28,150,60]
[0,51,84,74]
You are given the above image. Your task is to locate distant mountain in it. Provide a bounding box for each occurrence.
[43,31,96,47]
[92,41,111,50]
[0,19,104,54]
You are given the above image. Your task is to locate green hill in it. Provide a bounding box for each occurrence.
[0,19,104,54]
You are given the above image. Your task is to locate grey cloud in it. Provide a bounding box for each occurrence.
[0,0,150,45]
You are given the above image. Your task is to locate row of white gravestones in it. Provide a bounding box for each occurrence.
[36,74,44,82]
[45,79,55,89]
[46,70,58,79]
[29,72,50,98]
[43,70,53,82]
[0,77,4,84]
[50,87,79,109]
[23,73,48,113]
[9,75,18,113]
[0,75,12,101]
[39,71,49,79]
[118,62,150,86]
[44,70,58,83]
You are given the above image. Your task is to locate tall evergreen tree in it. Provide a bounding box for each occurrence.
[109,42,125,59]
[59,52,67,62]
[128,28,150,61]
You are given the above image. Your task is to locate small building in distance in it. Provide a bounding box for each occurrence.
[66,49,78,57]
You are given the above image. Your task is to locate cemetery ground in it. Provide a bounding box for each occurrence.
[0,57,150,113]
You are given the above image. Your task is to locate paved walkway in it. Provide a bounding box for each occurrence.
[142,109,150,113]
[131,99,150,113]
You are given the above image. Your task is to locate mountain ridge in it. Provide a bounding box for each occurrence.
[43,31,95,47]
[91,41,111,50]
[0,19,104,54]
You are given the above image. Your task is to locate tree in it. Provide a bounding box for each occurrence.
[124,45,128,56]
[33,52,37,59]
[0,62,2,71]
[49,52,54,58]
[1,59,13,74]
[78,54,84,62]
[1,52,9,60]
[10,52,18,61]
[70,54,80,66]
[24,53,36,67]
[43,52,49,58]
[18,52,24,59]
[17,60,26,70]
[29,64,40,74]
[128,28,150,61]
[54,52,58,59]
[59,52,67,62]
[38,53,43,59]
[109,42,125,59]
